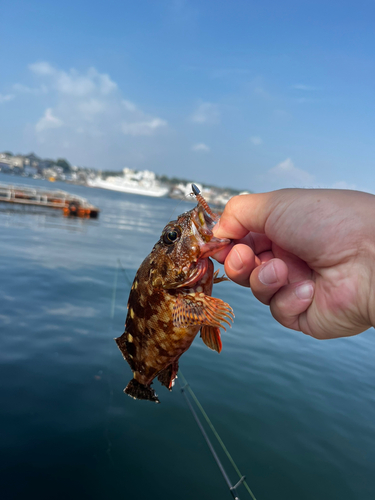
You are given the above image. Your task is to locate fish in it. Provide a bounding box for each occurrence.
[115,184,234,403]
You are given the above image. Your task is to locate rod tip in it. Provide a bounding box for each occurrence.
[192,184,200,196]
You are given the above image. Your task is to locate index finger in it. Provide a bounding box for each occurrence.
[212,232,271,264]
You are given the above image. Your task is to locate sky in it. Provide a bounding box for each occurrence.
[1,0,374,192]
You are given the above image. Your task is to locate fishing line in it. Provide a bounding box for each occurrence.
[105,260,136,470]
[167,184,201,222]
[105,259,132,466]
[178,371,258,500]
[117,258,133,287]
[167,196,189,222]
[112,260,258,499]
[110,261,119,320]
[177,378,243,500]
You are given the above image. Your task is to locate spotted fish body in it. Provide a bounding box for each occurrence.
[115,187,234,403]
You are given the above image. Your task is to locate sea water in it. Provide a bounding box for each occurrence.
[1,173,375,500]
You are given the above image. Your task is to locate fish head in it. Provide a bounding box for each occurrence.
[150,197,230,289]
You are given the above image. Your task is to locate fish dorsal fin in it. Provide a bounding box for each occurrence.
[200,325,222,353]
[172,293,234,330]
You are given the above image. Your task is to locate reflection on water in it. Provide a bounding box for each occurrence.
[1,173,375,500]
[0,202,94,233]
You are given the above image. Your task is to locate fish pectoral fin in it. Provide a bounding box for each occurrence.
[200,325,222,353]
[173,293,234,330]
[213,269,230,284]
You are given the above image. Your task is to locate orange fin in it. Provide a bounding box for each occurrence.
[173,293,234,330]
[213,269,230,284]
[157,360,179,390]
[200,325,222,353]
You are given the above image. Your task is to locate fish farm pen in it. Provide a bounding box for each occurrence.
[0,183,99,218]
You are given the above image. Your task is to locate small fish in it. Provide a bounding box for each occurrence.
[115,185,234,403]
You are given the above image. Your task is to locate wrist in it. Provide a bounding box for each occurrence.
[362,243,375,329]
[357,195,375,329]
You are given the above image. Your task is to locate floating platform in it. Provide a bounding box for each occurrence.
[0,183,100,218]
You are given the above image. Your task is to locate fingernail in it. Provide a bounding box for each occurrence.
[258,262,277,285]
[295,283,314,300]
[230,248,243,271]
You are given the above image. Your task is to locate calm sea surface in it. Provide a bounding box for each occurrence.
[1,173,375,500]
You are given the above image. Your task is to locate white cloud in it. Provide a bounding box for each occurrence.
[29,62,117,97]
[25,62,167,159]
[254,86,271,100]
[268,158,314,186]
[292,84,318,91]
[78,98,106,118]
[191,143,210,152]
[55,71,96,96]
[35,108,63,133]
[250,136,262,146]
[122,99,137,112]
[29,61,56,76]
[0,93,15,103]
[97,72,118,95]
[13,83,48,95]
[122,118,167,136]
[190,102,220,124]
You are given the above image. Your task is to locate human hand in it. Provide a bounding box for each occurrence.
[213,189,375,339]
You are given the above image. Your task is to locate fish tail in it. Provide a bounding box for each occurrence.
[124,378,160,404]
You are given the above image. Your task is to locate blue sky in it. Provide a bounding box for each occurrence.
[1,0,374,192]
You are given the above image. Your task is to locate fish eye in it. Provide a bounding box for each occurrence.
[163,226,181,245]
[168,231,178,241]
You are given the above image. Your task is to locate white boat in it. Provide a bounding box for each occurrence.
[88,168,169,198]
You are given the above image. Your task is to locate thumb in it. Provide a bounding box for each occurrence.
[214,190,289,240]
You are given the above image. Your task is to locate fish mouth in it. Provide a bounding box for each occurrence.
[199,237,230,258]
[192,204,230,259]
[175,258,209,288]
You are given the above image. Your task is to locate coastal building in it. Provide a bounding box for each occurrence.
[0,151,240,206]
[0,153,24,169]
